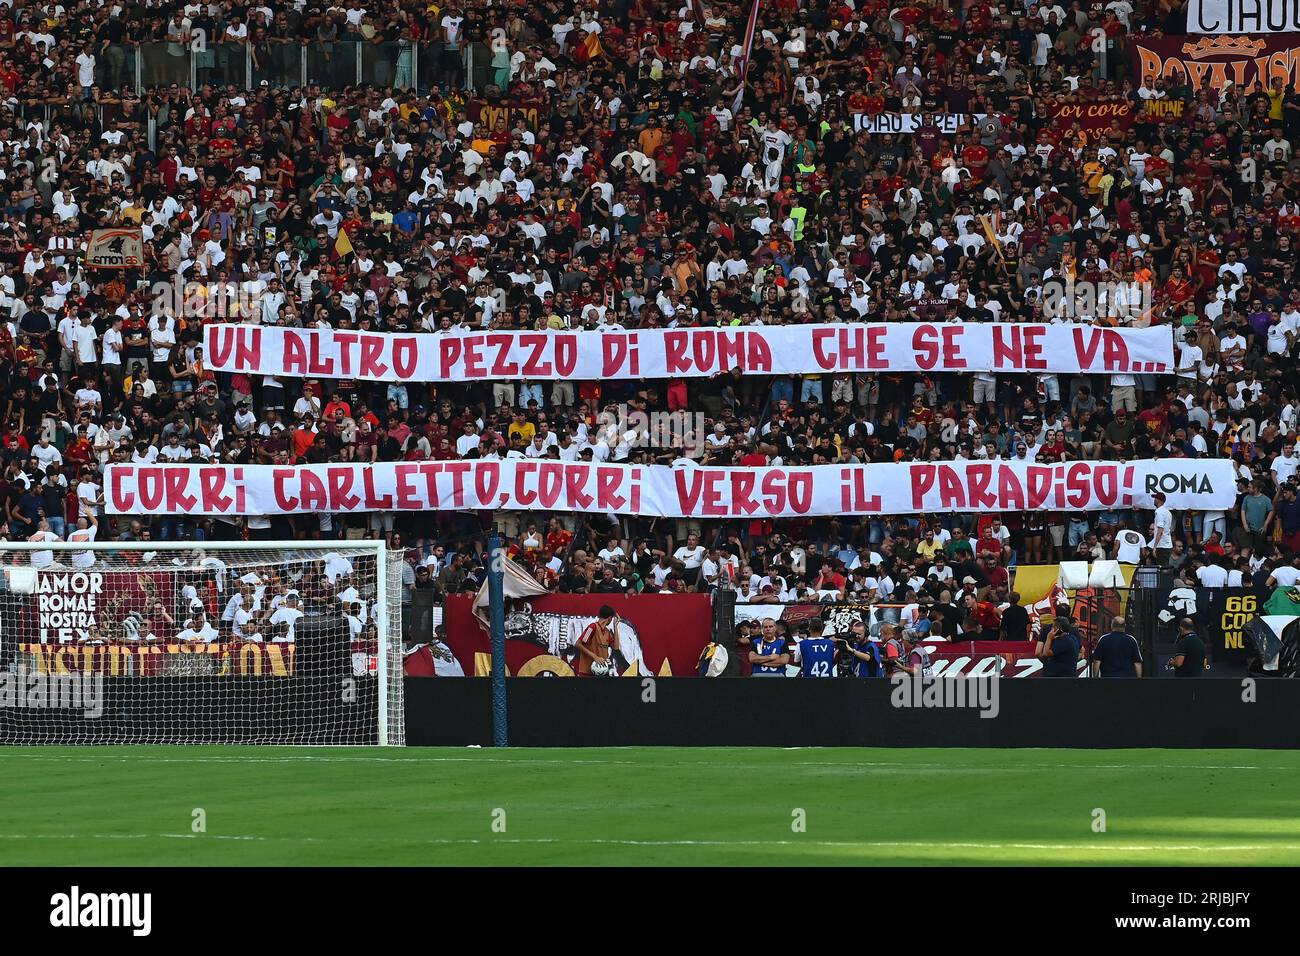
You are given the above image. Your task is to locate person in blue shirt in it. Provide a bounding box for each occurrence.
[843,618,885,677]
[1036,613,1082,677]
[1090,616,1143,678]
[748,617,790,677]
[795,619,837,678]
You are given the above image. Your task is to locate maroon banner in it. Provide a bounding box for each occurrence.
[1133,33,1300,93]
[927,641,1087,678]
[442,593,713,677]
[20,567,174,645]
[735,605,1082,677]
[1050,97,1135,141]
[464,98,546,132]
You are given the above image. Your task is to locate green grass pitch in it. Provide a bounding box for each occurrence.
[2,747,1298,865]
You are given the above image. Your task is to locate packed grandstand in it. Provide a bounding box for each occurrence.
[0,0,1295,673]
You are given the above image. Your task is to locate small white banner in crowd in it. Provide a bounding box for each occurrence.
[203,323,1173,383]
[1187,0,1300,32]
[851,113,986,133]
[104,459,1235,518]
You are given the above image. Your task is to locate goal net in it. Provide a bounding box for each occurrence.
[0,540,405,746]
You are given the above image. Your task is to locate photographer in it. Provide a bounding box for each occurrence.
[893,630,933,679]
[1036,613,1082,678]
[843,618,884,678]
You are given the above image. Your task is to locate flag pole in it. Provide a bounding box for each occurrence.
[487,530,509,747]
[733,0,761,114]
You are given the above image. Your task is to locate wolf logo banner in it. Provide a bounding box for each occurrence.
[86,228,144,269]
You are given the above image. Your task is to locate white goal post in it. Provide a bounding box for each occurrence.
[0,539,405,746]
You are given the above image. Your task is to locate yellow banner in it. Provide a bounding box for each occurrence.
[19,642,296,677]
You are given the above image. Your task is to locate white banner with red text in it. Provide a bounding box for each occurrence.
[203,322,1174,382]
[104,459,1235,518]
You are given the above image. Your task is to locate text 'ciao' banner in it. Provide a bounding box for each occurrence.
[1187,0,1300,32]
[104,459,1234,518]
[203,323,1174,383]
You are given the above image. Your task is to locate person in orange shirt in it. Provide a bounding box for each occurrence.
[669,244,702,293]
[291,419,318,460]
[638,116,666,158]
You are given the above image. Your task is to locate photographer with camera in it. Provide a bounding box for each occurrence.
[843,618,885,678]
[893,629,933,679]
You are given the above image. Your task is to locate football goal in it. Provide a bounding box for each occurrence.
[0,539,404,745]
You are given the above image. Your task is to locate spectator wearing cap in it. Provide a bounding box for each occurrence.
[894,629,933,679]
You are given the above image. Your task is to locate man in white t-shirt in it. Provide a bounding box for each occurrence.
[1151,492,1174,562]
[74,44,96,94]
[32,435,62,473]
[28,521,61,569]
[177,608,220,643]
[1196,559,1229,588]
[597,539,625,564]
[268,592,305,642]
[673,532,706,585]
[1114,529,1146,564]
[76,473,101,516]
[1267,557,1300,588]
[67,514,97,568]
[1273,442,1300,485]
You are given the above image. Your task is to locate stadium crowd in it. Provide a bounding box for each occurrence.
[0,0,1296,652]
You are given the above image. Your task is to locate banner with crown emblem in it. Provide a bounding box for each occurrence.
[1134,34,1300,92]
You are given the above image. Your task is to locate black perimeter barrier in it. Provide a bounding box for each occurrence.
[404,677,1300,749]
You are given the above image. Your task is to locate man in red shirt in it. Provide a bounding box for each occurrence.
[975,526,1003,560]
[964,592,1003,642]
[961,132,989,183]
[982,554,1010,594]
